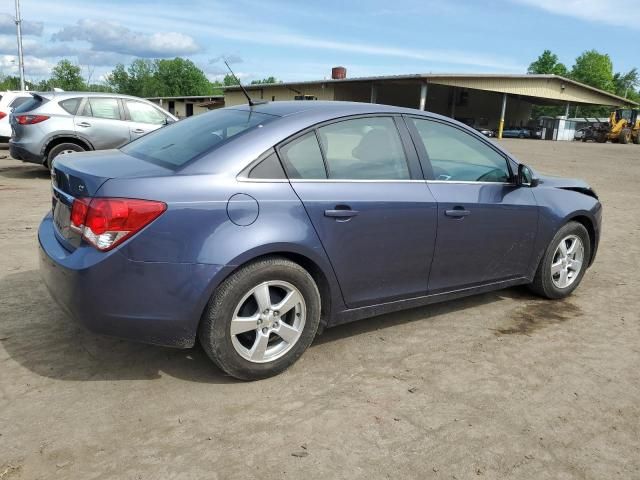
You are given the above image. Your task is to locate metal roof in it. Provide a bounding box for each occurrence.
[146,95,224,100]
[224,73,636,106]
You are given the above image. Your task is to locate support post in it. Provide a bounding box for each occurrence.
[370,84,377,104]
[498,93,507,139]
[419,82,427,111]
[450,87,456,118]
[565,102,570,118]
[14,0,25,91]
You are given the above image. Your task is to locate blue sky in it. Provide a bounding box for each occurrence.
[0,0,637,84]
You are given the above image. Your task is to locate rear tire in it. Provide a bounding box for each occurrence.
[199,257,321,381]
[529,222,591,299]
[595,133,607,143]
[633,133,640,144]
[46,142,85,170]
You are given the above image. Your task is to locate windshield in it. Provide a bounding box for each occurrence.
[121,109,277,169]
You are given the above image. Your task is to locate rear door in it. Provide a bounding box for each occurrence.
[74,97,130,149]
[406,116,538,292]
[279,115,437,308]
[123,99,169,140]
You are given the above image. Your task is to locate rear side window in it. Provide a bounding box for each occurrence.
[59,97,82,115]
[82,98,121,120]
[9,97,30,109]
[248,152,286,179]
[121,109,276,168]
[317,117,409,180]
[279,132,327,179]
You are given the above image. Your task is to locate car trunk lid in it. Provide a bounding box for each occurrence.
[51,149,174,250]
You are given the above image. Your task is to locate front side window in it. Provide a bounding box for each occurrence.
[126,100,167,124]
[121,108,275,168]
[83,97,121,120]
[317,117,409,180]
[410,118,511,183]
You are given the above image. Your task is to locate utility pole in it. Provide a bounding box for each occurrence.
[14,0,25,91]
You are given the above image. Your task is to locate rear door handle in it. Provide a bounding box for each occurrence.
[76,122,91,128]
[445,208,471,218]
[324,208,359,219]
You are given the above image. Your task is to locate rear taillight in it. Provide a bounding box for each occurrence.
[16,114,49,125]
[0,111,6,120]
[70,197,166,251]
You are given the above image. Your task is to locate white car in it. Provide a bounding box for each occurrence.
[0,91,32,142]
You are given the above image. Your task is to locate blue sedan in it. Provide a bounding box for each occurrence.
[40,101,602,380]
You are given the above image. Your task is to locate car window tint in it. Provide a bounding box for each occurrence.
[248,152,286,179]
[59,97,82,115]
[126,100,166,124]
[317,117,409,180]
[9,97,30,109]
[410,118,511,183]
[86,98,120,120]
[121,109,275,169]
[279,132,327,179]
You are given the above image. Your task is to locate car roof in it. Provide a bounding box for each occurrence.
[34,91,156,102]
[228,100,426,119]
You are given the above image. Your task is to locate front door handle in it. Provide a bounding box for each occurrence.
[132,128,146,134]
[445,208,471,218]
[76,122,91,128]
[324,208,359,219]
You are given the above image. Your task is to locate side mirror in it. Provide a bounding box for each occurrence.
[517,163,539,187]
[164,117,176,126]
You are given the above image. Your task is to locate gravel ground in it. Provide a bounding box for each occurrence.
[0,139,638,480]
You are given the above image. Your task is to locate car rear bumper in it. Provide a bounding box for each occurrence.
[9,142,44,165]
[38,213,225,348]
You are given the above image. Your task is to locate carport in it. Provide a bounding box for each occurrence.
[224,72,636,139]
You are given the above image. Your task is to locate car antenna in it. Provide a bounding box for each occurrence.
[224,60,267,107]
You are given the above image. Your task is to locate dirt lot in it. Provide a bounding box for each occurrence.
[0,139,638,480]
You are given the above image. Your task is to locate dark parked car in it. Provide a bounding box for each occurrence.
[40,101,602,380]
[502,127,537,139]
[474,127,494,137]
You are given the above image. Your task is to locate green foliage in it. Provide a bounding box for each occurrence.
[49,59,86,91]
[251,76,279,85]
[154,58,213,96]
[223,74,240,86]
[570,50,615,93]
[527,50,568,76]
[613,68,639,100]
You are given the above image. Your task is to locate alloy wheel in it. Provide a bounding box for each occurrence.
[230,280,306,363]
[550,234,584,289]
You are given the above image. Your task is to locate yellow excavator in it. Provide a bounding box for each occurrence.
[595,108,640,144]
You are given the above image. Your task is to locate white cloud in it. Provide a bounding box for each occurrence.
[1,54,53,77]
[512,0,640,29]
[203,26,525,72]
[52,19,200,57]
[0,13,43,36]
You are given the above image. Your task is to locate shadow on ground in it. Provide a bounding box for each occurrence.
[0,164,50,180]
[1,269,544,385]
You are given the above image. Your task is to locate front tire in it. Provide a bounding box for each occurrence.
[529,222,591,299]
[199,257,321,380]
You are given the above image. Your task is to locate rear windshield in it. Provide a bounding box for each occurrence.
[121,109,276,168]
[13,94,47,113]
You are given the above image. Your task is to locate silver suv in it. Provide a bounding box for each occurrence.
[9,92,177,168]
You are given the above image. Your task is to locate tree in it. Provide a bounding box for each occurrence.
[570,50,615,93]
[154,58,213,96]
[223,74,240,86]
[613,68,639,99]
[251,76,279,85]
[528,50,568,76]
[49,59,86,91]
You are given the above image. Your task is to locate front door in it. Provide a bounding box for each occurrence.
[279,116,437,308]
[123,99,168,141]
[406,116,539,292]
